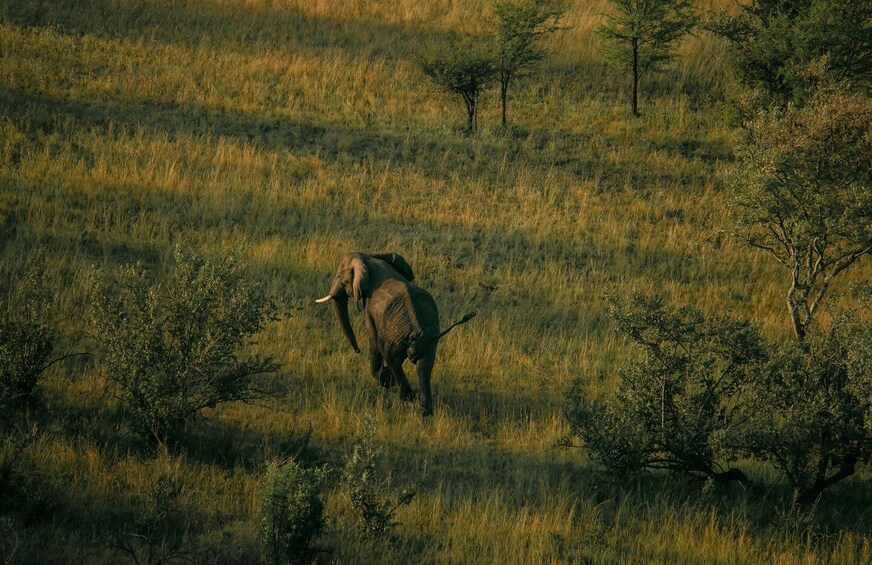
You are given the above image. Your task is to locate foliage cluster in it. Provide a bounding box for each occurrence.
[708,0,872,107]
[420,0,566,131]
[742,291,872,503]
[0,251,57,409]
[342,416,416,538]
[0,252,55,494]
[727,79,872,340]
[567,291,872,501]
[88,248,280,442]
[260,458,327,564]
[567,294,764,483]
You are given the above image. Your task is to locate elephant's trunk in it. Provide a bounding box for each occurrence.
[331,295,360,353]
[317,277,360,353]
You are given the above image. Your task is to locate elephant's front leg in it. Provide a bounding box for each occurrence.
[370,346,394,388]
[365,315,392,387]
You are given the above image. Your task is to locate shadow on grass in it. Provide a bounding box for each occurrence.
[1,0,456,63]
[0,83,718,194]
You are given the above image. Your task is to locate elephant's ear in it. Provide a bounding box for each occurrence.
[373,252,415,282]
[350,256,370,307]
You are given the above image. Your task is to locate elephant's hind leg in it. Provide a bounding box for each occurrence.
[387,361,415,402]
[415,353,436,417]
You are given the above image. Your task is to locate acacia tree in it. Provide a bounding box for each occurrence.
[491,0,566,126]
[420,39,496,133]
[598,0,697,116]
[728,79,872,340]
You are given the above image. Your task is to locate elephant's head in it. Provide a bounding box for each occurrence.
[315,253,370,353]
[315,252,416,354]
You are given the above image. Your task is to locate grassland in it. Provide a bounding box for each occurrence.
[1,0,871,562]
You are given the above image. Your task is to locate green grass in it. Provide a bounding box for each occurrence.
[1,0,871,562]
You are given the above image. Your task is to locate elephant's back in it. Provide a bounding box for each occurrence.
[372,281,438,343]
[408,285,439,332]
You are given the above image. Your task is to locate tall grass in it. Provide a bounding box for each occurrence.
[1,0,870,562]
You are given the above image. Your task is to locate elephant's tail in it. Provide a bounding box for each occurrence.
[435,311,477,339]
[406,312,477,363]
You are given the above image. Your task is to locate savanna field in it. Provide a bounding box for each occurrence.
[1,0,871,563]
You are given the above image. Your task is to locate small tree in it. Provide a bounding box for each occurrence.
[565,294,766,484]
[420,39,496,133]
[727,79,872,340]
[598,0,697,116]
[491,0,566,126]
[89,248,279,442]
[342,416,416,538]
[260,458,327,564]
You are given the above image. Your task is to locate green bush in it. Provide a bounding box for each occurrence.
[709,0,872,107]
[565,294,767,484]
[568,291,872,501]
[741,299,872,502]
[88,248,279,442]
[0,251,56,408]
[342,416,416,538]
[260,458,327,564]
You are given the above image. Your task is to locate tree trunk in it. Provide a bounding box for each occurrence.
[501,78,508,127]
[789,304,806,340]
[632,37,639,116]
[798,456,857,504]
[463,94,476,133]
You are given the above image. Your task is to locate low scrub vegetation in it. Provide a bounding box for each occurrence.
[260,458,327,564]
[0,251,57,409]
[88,248,280,442]
[342,417,416,539]
[565,294,765,484]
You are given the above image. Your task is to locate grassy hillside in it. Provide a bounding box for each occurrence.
[1,0,870,562]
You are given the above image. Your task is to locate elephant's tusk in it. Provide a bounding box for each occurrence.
[315,294,334,304]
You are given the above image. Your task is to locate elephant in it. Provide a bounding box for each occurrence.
[315,252,476,416]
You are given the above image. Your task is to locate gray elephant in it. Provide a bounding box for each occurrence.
[316,252,475,416]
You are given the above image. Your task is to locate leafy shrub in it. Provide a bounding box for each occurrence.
[88,248,279,442]
[741,298,872,502]
[565,294,767,483]
[342,416,416,538]
[259,458,327,564]
[491,0,566,126]
[0,251,57,408]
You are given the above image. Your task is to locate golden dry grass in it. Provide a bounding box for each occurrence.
[1,0,870,562]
